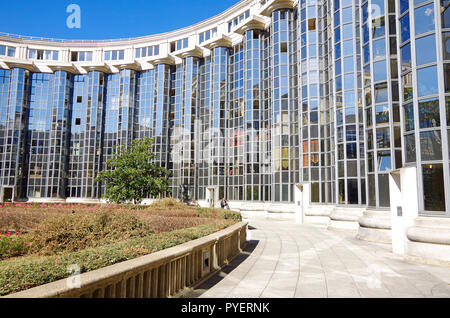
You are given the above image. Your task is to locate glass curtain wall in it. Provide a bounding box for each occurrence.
[299,0,334,204]
[399,0,449,215]
[69,71,105,199]
[361,0,401,209]
[0,68,30,199]
[209,47,230,200]
[197,57,212,200]
[228,42,245,201]
[27,71,72,199]
[271,8,298,202]
[244,29,265,201]
[332,0,365,205]
[171,56,199,200]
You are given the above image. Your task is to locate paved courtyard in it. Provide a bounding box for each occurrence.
[185,216,450,298]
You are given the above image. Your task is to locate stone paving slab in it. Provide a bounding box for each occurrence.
[185,217,450,298]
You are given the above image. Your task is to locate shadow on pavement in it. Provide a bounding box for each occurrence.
[181,239,260,298]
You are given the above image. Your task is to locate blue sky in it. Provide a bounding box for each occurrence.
[0,0,240,40]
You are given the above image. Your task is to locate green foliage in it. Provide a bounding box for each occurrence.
[198,208,242,221]
[0,234,30,260]
[0,223,230,296]
[95,138,171,204]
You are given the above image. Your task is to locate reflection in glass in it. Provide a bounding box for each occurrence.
[420,131,442,161]
[401,43,411,72]
[404,103,415,131]
[417,66,438,97]
[373,60,387,82]
[378,151,392,172]
[402,72,413,101]
[415,3,435,36]
[443,0,450,28]
[419,98,440,129]
[373,39,386,60]
[405,134,417,163]
[400,14,410,43]
[416,34,436,65]
[376,127,390,149]
[422,164,446,211]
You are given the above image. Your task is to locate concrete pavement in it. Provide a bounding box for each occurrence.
[184,216,450,298]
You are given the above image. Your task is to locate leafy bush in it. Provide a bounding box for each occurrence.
[198,208,242,221]
[149,198,191,210]
[0,233,30,260]
[29,210,152,256]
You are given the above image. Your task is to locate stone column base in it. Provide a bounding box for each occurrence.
[405,217,450,264]
[266,203,295,220]
[304,205,334,226]
[328,207,365,232]
[356,209,392,244]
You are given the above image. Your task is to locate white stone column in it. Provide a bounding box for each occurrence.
[294,183,310,224]
[389,167,419,255]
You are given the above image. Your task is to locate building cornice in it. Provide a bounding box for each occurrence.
[202,35,233,50]
[234,15,268,35]
[172,46,205,59]
[150,55,176,66]
[0,0,297,73]
[260,0,294,17]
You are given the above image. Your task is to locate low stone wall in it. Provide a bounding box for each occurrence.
[5,222,248,298]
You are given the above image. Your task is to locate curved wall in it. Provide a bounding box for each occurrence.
[0,0,449,217]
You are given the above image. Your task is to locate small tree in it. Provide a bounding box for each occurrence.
[96,137,170,204]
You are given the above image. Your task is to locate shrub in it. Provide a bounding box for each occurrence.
[29,210,152,256]
[149,198,189,210]
[0,233,30,260]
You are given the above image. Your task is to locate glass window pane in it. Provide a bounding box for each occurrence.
[400,0,409,15]
[422,164,446,212]
[401,43,411,72]
[342,8,353,23]
[347,179,358,204]
[7,47,15,57]
[376,127,390,148]
[444,32,450,60]
[375,83,388,103]
[444,64,450,93]
[443,0,450,28]
[378,151,392,172]
[415,3,435,36]
[405,134,417,163]
[416,34,436,65]
[419,98,441,129]
[372,17,385,39]
[420,131,442,161]
[417,66,439,97]
[378,174,390,207]
[402,72,413,101]
[373,60,387,82]
[373,38,386,60]
[400,14,410,43]
[375,104,389,124]
[404,103,415,131]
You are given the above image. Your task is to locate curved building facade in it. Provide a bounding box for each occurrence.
[0,0,449,226]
